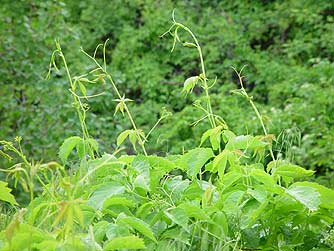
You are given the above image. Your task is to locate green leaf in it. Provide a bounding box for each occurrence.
[183,181,204,200]
[250,169,283,194]
[165,208,189,231]
[221,171,242,190]
[178,202,209,220]
[129,130,138,150]
[226,135,267,151]
[0,181,17,205]
[212,149,236,177]
[247,185,268,203]
[222,130,236,143]
[88,138,99,153]
[119,215,157,242]
[78,81,87,96]
[200,126,222,150]
[134,174,150,192]
[182,76,199,94]
[116,130,132,147]
[290,182,334,209]
[59,136,82,163]
[286,185,320,211]
[222,190,245,215]
[146,156,176,172]
[175,148,214,179]
[271,161,315,179]
[94,221,109,243]
[87,182,125,210]
[76,139,85,160]
[103,197,136,210]
[103,236,146,250]
[132,156,151,189]
[210,211,228,237]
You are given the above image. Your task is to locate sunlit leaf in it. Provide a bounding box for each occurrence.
[87,182,125,210]
[0,181,17,205]
[286,185,320,211]
[116,130,132,147]
[103,236,146,250]
[270,161,315,179]
[182,76,199,94]
[291,182,334,209]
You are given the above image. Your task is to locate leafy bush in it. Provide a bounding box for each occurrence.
[1,15,334,250]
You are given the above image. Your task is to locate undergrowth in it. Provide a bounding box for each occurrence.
[0,13,334,251]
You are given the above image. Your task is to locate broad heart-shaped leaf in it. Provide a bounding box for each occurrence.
[103,236,146,250]
[86,182,125,210]
[270,160,314,179]
[118,214,157,242]
[175,148,214,179]
[59,136,82,163]
[286,185,320,211]
[290,182,334,209]
[183,181,204,200]
[0,181,17,205]
[225,135,267,151]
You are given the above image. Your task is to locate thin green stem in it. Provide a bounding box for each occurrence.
[233,68,276,163]
[80,48,147,155]
[174,22,216,128]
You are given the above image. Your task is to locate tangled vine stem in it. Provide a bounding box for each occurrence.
[232,66,276,163]
[161,11,216,128]
[47,40,96,162]
[80,40,148,156]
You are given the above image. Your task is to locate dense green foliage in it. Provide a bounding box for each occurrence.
[1,0,333,173]
[1,1,334,250]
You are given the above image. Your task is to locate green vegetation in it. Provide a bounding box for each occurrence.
[1,1,334,250]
